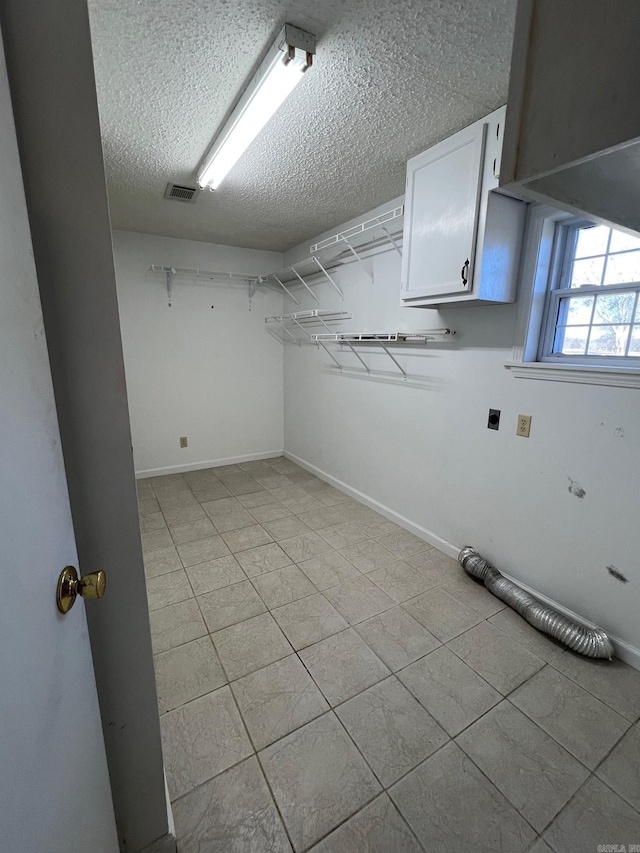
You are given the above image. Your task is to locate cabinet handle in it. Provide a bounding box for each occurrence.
[461,258,470,287]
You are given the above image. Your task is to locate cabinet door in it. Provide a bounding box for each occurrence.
[401,122,487,299]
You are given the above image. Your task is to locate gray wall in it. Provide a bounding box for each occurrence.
[0,1,171,850]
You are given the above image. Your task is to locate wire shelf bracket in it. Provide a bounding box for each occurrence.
[291,267,320,304]
[271,274,300,306]
[343,238,373,282]
[311,257,343,297]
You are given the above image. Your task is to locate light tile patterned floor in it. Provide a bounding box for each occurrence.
[140,457,640,853]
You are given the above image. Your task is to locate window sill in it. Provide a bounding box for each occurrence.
[505,361,640,389]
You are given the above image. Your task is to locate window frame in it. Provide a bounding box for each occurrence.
[507,205,640,388]
[538,218,640,367]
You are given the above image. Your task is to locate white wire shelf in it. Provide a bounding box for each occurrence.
[150,206,404,309]
[149,264,264,306]
[312,329,455,342]
[310,206,404,254]
[309,329,456,379]
[258,205,405,302]
[265,310,352,325]
[150,265,257,281]
[265,311,352,361]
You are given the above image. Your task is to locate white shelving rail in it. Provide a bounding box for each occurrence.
[151,207,404,308]
[149,264,266,307]
[310,206,404,282]
[258,205,404,303]
[310,329,456,379]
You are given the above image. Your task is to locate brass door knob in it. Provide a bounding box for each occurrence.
[56,566,106,614]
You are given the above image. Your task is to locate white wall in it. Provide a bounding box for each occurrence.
[113,230,284,476]
[282,199,640,664]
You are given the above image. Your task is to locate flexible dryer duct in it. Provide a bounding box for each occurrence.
[458,546,614,660]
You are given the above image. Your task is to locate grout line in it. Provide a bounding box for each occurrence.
[545,654,640,724]
[144,460,640,845]
[592,764,640,817]
[253,746,300,852]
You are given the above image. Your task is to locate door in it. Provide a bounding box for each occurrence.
[401,120,487,300]
[0,38,119,853]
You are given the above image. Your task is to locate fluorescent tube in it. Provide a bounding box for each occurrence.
[197,26,315,190]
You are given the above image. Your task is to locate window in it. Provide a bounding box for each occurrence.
[540,221,640,365]
[508,205,640,388]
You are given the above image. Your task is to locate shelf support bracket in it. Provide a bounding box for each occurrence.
[375,336,407,380]
[274,317,299,344]
[291,266,320,303]
[312,315,344,369]
[290,316,313,341]
[272,275,301,306]
[342,239,373,282]
[166,268,175,307]
[292,315,344,369]
[248,279,259,311]
[319,340,343,370]
[315,315,337,334]
[312,257,343,298]
[343,340,370,373]
[380,224,402,257]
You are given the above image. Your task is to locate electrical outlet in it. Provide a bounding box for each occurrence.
[179,436,188,448]
[487,409,500,430]
[516,415,531,438]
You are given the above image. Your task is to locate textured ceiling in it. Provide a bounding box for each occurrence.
[88,0,516,252]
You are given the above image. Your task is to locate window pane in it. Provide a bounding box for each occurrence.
[593,291,635,324]
[559,296,593,325]
[574,224,610,258]
[587,325,630,356]
[554,325,588,355]
[542,220,640,365]
[570,256,605,288]
[603,250,640,285]
[609,230,640,253]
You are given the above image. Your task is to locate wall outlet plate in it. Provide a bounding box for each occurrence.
[179,436,188,448]
[516,415,531,437]
[488,408,501,430]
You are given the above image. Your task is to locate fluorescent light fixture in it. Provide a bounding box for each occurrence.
[197,24,316,190]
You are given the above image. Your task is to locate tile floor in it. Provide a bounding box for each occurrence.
[140,456,640,853]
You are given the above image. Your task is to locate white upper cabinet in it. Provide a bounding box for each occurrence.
[401,122,486,300]
[501,0,640,234]
[401,106,527,308]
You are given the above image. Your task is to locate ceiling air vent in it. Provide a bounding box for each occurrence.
[164,182,199,203]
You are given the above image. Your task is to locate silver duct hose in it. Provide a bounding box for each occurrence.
[458,546,614,660]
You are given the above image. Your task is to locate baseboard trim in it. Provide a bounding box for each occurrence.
[136,450,284,479]
[135,833,177,853]
[283,451,460,559]
[284,450,640,671]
